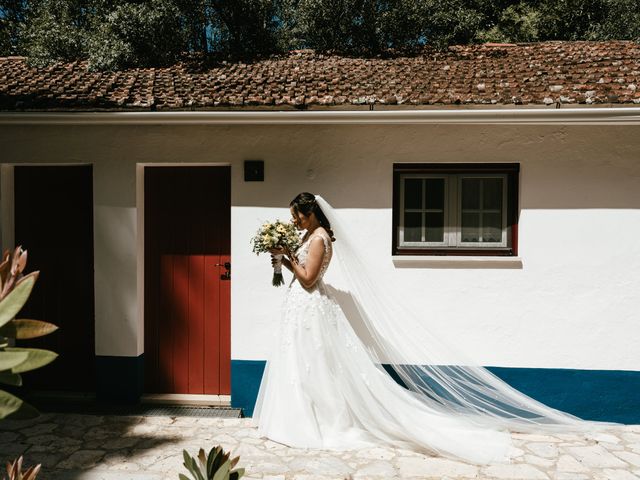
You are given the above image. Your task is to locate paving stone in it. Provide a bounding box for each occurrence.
[0,431,19,443]
[288,456,353,476]
[588,432,622,443]
[397,457,478,478]
[352,459,397,477]
[20,423,58,436]
[566,445,629,468]
[526,442,558,458]
[57,450,107,470]
[555,473,589,480]
[4,412,640,479]
[523,454,554,468]
[482,463,549,479]
[556,454,589,472]
[512,433,562,443]
[614,451,640,467]
[624,433,640,443]
[594,469,640,480]
[355,447,395,460]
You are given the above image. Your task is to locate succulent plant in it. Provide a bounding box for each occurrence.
[3,455,41,480]
[0,247,58,420]
[180,445,244,480]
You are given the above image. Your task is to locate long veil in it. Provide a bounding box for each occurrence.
[315,195,613,433]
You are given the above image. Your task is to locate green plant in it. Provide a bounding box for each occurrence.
[0,247,58,420]
[180,446,244,480]
[3,456,41,480]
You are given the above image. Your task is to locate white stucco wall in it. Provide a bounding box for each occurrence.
[1,120,639,371]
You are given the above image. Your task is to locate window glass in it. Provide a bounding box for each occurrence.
[404,179,422,210]
[404,212,422,242]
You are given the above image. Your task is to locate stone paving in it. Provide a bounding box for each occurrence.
[1,413,640,479]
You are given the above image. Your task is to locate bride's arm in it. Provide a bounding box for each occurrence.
[288,237,325,289]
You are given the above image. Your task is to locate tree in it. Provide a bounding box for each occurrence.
[22,0,91,66]
[207,0,293,57]
[87,0,187,71]
[477,1,541,43]
[0,0,28,55]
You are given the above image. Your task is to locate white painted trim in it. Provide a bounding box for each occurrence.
[141,393,231,407]
[1,107,640,125]
[392,255,523,269]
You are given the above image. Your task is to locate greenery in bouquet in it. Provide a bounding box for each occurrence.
[251,220,301,286]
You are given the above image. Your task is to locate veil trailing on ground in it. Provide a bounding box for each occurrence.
[314,195,612,433]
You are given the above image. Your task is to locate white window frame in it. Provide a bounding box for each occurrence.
[456,174,508,248]
[398,173,508,249]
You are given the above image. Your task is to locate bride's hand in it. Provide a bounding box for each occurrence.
[283,246,298,265]
[269,247,285,255]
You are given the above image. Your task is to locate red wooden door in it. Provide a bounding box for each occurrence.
[13,165,95,392]
[144,166,231,395]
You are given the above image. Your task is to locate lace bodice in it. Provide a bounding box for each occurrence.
[294,231,332,286]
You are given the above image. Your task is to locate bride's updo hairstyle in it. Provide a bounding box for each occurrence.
[290,192,336,242]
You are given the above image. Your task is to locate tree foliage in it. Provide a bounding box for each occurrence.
[1,0,639,69]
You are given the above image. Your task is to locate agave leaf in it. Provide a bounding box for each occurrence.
[210,447,225,475]
[206,448,215,477]
[230,456,240,469]
[212,462,230,480]
[179,475,191,480]
[0,250,10,284]
[3,394,39,420]
[230,470,244,480]
[16,249,27,276]
[4,348,58,373]
[0,319,58,340]
[0,272,38,328]
[185,453,204,480]
[0,390,23,419]
[183,451,198,478]
[0,371,22,386]
[23,463,41,480]
[0,351,29,371]
[198,448,207,471]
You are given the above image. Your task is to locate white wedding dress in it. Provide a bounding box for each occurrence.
[252,231,512,464]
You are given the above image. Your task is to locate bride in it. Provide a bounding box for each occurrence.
[252,192,609,464]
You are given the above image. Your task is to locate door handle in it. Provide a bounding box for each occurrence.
[214,262,231,280]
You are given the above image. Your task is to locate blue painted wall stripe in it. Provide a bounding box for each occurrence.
[231,359,640,423]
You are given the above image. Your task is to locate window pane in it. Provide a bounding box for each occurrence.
[404,179,422,209]
[404,212,422,242]
[461,178,480,209]
[425,178,444,210]
[483,178,503,210]
[425,212,444,242]
[482,213,502,242]
[461,212,480,242]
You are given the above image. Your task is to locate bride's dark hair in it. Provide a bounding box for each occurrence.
[290,192,336,242]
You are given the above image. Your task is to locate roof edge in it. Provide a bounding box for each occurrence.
[1,108,640,125]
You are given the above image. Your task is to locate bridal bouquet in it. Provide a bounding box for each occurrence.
[251,220,301,286]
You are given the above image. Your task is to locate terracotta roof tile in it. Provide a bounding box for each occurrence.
[1,41,640,110]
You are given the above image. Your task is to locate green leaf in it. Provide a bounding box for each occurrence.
[0,371,22,386]
[0,319,58,339]
[5,347,58,373]
[178,475,191,480]
[0,350,29,371]
[230,468,245,480]
[0,389,23,419]
[6,397,40,420]
[212,462,230,480]
[0,272,38,328]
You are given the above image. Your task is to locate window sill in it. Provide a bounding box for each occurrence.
[392,255,523,269]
